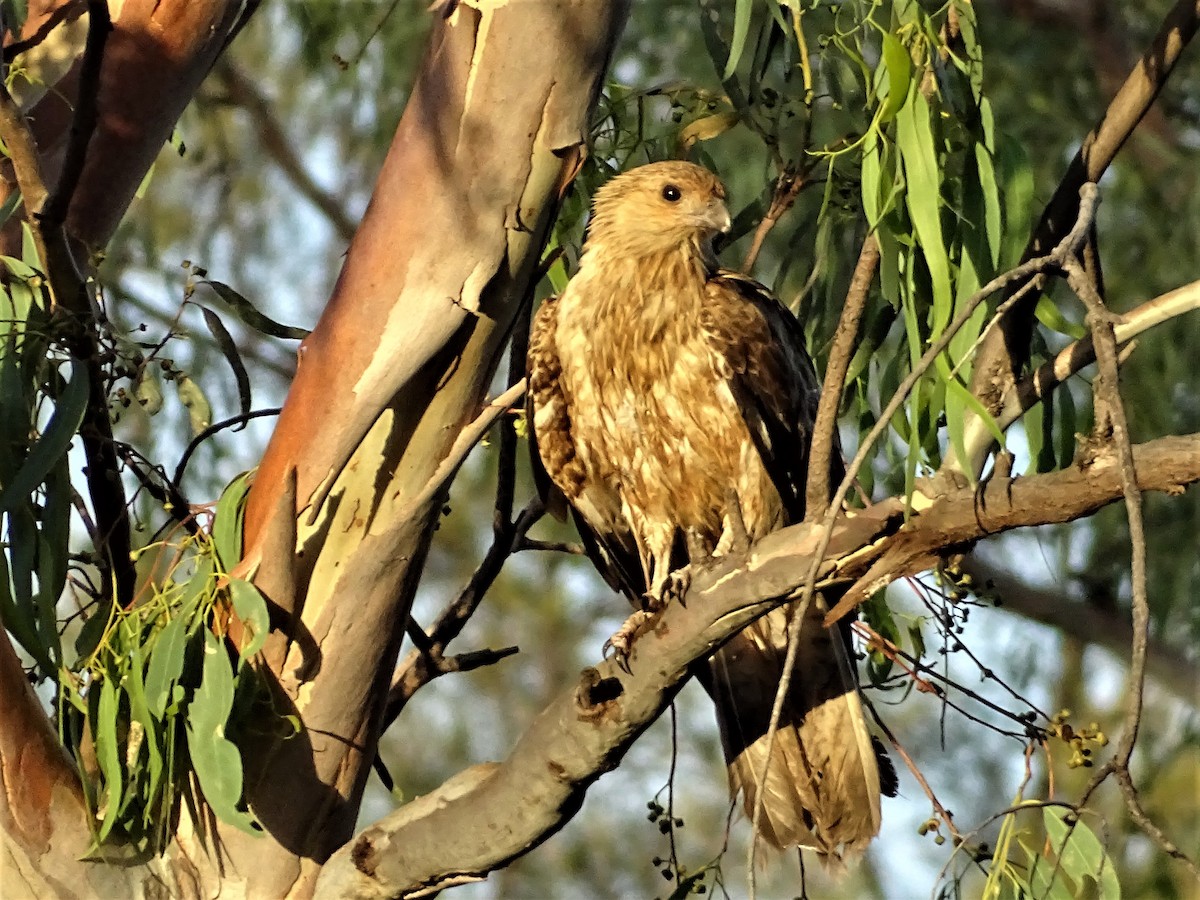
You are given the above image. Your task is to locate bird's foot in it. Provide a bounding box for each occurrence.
[603,609,657,672]
[660,566,692,607]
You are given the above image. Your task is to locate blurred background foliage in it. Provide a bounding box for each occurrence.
[84,0,1199,896]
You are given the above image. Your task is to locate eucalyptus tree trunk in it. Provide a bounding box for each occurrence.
[0,2,630,897]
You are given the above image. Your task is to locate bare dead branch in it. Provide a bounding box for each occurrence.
[383,497,545,727]
[1114,767,1200,879]
[316,432,1200,899]
[864,702,963,844]
[994,278,1200,435]
[402,379,528,526]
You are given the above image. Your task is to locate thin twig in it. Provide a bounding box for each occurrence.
[172,407,283,487]
[865,701,963,843]
[3,0,87,63]
[741,165,809,274]
[854,623,1036,740]
[1114,768,1200,878]
[116,442,200,537]
[515,537,583,555]
[402,379,527,521]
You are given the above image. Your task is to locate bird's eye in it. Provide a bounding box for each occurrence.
[661,184,682,202]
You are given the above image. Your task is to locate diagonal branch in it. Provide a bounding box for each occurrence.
[805,233,878,517]
[996,277,1200,436]
[314,432,1200,900]
[958,0,1200,480]
[214,60,357,243]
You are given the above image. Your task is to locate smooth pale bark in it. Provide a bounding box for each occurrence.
[218,2,632,896]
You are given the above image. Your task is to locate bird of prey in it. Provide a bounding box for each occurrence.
[526,160,888,859]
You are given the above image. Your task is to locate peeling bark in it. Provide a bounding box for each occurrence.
[222,3,632,896]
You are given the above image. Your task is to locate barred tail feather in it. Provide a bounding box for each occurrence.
[709,598,882,862]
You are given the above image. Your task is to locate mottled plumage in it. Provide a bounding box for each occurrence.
[527,161,887,859]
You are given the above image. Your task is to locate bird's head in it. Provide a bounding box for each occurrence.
[583,161,732,262]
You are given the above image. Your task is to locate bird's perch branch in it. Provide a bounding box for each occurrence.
[315,432,1200,900]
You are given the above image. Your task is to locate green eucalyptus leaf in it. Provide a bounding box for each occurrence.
[722,0,753,80]
[204,280,310,341]
[896,89,952,336]
[212,473,253,572]
[200,306,252,423]
[878,32,911,123]
[145,613,189,720]
[0,361,88,517]
[228,578,269,660]
[1042,810,1121,900]
[95,676,124,843]
[186,630,260,836]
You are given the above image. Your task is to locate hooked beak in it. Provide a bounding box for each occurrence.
[698,198,732,235]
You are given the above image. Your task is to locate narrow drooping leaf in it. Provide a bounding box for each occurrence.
[200,306,252,424]
[896,89,952,335]
[212,473,253,571]
[204,280,310,340]
[95,676,125,843]
[722,0,753,79]
[0,360,88,516]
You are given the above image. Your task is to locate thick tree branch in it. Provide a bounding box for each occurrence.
[223,6,631,893]
[958,0,1200,479]
[316,433,1200,899]
[958,558,1199,703]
